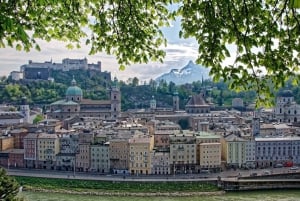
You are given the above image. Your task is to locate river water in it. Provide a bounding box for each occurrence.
[20,190,300,201]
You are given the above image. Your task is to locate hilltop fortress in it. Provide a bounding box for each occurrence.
[10,58,110,81]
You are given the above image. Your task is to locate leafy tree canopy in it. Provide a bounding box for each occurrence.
[0,167,21,201]
[1,0,300,106]
[33,114,44,124]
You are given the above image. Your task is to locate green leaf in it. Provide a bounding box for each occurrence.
[16,44,22,51]
[119,64,126,71]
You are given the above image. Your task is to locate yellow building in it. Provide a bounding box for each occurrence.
[199,143,221,169]
[129,133,154,175]
[37,133,59,169]
[195,132,221,171]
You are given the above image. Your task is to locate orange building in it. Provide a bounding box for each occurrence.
[0,136,14,151]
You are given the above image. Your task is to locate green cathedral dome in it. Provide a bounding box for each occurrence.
[66,86,83,96]
[65,77,83,96]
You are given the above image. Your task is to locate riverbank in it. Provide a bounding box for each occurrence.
[20,190,300,201]
[24,187,225,197]
[15,176,222,197]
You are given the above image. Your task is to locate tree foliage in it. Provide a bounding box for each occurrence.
[2,1,300,106]
[179,0,300,106]
[4,70,300,111]
[33,114,44,124]
[0,168,21,201]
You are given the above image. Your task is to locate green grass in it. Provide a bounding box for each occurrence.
[14,176,219,193]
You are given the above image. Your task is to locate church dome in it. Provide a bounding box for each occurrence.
[66,77,83,96]
[66,86,83,96]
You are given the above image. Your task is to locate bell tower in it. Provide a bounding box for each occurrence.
[173,91,179,111]
[110,77,121,120]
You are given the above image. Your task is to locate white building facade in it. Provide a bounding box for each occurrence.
[256,137,300,168]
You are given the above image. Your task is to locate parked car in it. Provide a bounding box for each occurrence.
[274,163,283,168]
[250,172,257,177]
[290,166,299,171]
[263,170,271,175]
[200,169,210,174]
[284,161,294,167]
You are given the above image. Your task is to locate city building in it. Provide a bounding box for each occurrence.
[0,135,14,151]
[0,149,24,168]
[259,123,292,137]
[10,71,23,81]
[151,150,170,175]
[75,131,95,172]
[90,142,110,173]
[9,128,28,149]
[232,98,244,109]
[56,133,79,171]
[0,112,24,125]
[153,130,174,149]
[195,132,221,171]
[274,90,300,123]
[185,92,210,114]
[48,77,121,121]
[129,133,154,175]
[199,142,221,170]
[109,138,130,174]
[255,136,300,168]
[36,133,60,169]
[221,134,247,168]
[169,131,197,174]
[23,133,39,168]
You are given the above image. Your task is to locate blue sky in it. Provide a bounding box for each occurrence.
[0,18,200,82]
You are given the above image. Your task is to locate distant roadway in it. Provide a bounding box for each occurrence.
[5,166,299,182]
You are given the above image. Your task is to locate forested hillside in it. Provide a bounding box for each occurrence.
[2,70,299,111]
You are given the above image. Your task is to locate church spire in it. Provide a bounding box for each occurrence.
[71,75,76,86]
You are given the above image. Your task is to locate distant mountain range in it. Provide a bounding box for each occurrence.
[155,61,211,85]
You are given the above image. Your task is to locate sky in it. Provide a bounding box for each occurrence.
[0,18,201,83]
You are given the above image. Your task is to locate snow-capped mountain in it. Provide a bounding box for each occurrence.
[155,61,211,85]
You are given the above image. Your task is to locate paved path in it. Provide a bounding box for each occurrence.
[5,166,299,182]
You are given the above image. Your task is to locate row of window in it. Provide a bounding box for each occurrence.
[91,159,109,163]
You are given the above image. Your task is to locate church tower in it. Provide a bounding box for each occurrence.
[173,91,179,111]
[252,115,260,137]
[150,96,156,110]
[20,96,30,123]
[110,77,121,120]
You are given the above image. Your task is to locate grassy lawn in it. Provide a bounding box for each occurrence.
[14,176,219,193]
